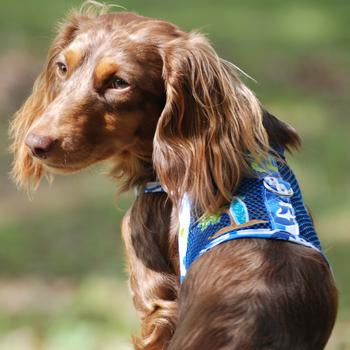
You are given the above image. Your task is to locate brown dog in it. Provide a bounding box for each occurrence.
[10,5,337,350]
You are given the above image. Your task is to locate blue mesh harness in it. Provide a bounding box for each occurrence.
[143,151,323,283]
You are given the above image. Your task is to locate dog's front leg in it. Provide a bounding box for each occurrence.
[122,195,179,350]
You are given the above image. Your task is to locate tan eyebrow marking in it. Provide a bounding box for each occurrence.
[65,49,83,72]
[94,57,119,89]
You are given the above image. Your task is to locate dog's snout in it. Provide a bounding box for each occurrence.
[25,132,56,159]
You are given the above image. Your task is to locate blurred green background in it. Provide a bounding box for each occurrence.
[0,0,349,349]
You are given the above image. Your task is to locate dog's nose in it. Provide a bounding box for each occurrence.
[25,132,56,159]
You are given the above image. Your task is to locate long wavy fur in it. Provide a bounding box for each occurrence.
[154,32,271,214]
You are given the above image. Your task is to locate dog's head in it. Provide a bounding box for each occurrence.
[10,6,300,212]
[10,10,172,189]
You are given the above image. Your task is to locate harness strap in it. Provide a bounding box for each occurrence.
[143,181,165,193]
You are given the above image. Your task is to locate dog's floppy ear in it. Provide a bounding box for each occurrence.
[9,15,84,191]
[262,109,301,152]
[153,32,270,214]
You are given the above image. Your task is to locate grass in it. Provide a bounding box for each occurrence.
[0,0,349,348]
[0,276,137,350]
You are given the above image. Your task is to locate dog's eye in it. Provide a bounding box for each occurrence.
[107,77,129,90]
[56,62,67,75]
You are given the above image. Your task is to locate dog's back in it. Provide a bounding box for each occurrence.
[170,239,338,350]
